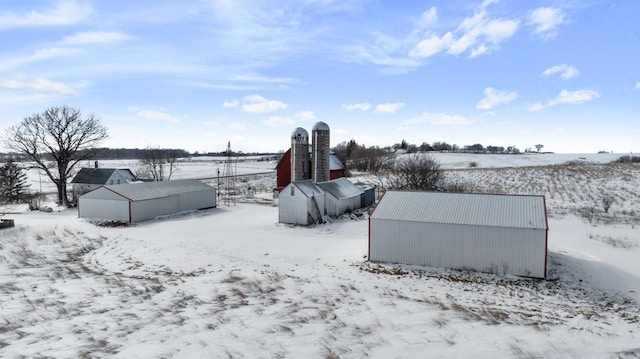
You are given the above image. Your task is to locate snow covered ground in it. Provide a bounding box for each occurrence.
[2,153,640,358]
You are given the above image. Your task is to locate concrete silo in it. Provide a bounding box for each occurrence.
[291,127,310,181]
[312,121,330,183]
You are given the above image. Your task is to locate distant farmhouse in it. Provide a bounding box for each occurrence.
[369,191,549,279]
[278,122,374,225]
[71,165,137,204]
[78,179,216,223]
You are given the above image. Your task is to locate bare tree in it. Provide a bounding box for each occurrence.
[535,144,544,153]
[4,106,108,206]
[387,153,443,191]
[602,194,615,214]
[135,147,180,181]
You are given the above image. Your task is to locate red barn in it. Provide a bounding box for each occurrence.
[275,148,345,192]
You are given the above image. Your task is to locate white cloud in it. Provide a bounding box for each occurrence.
[264,116,295,126]
[426,112,475,126]
[0,47,82,71]
[635,82,640,90]
[295,110,316,122]
[0,0,92,29]
[401,112,475,129]
[0,75,80,95]
[476,87,518,110]
[410,32,454,59]
[528,7,566,39]
[528,102,545,112]
[417,7,438,29]
[241,94,287,114]
[350,2,519,71]
[529,89,600,111]
[410,3,519,59]
[541,64,579,80]
[553,89,600,105]
[375,102,406,114]
[342,103,372,111]
[223,99,240,108]
[128,106,181,122]
[60,31,130,45]
[261,110,316,127]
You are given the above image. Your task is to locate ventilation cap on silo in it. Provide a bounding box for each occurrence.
[312,121,330,131]
[291,127,309,138]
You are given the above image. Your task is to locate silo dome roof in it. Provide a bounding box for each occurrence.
[291,127,309,138]
[312,121,330,131]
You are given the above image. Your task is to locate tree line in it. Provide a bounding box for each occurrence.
[332,139,544,174]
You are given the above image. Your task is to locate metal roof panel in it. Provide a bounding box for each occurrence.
[371,191,547,229]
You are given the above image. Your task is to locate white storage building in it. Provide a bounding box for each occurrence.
[278,180,327,225]
[317,178,363,217]
[78,179,216,223]
[369,191,548,279]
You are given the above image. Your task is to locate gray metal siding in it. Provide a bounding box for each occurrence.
[81,187,128,200]
[130,190,217,222]
[79,185,216,223]
[370,219,547,278]
[279,185,316,225]
[361,187,376,207]
[131,197,176,222]
[371,191,547,230]
[78,198,130,222]
[324,193,361,217]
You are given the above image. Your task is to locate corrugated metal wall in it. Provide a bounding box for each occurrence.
[370,219,547,278]
[131,190,216,222]
[131,196,177,222]
[360,187,376,207]
[324,194,361,217]
[79,187,216,223]
[79,198,130,222]
[279,185,325,225]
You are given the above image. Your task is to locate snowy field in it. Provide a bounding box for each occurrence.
[2,153,640,358]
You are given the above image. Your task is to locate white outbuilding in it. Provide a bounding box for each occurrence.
[78,179,216,223]
[278,180,327,225]
[369,191,548,279]
[317,178,363,217]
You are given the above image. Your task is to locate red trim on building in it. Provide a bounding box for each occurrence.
[542,195,549,279]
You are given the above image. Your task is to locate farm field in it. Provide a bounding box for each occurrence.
[1,153,640,358]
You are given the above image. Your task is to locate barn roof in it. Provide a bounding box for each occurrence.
[329,153,344,170]
[85,179,214,201]
[317,178,361,199]
[289,180,325,197]
[371,191,547,230]
[71,168,135,184]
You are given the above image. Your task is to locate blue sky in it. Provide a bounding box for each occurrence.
[0,0,638,154]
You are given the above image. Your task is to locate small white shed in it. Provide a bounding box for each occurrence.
[78,179,216,223]
[317,178,363,217]
[369,191,548,279]
[278,180,326,225]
